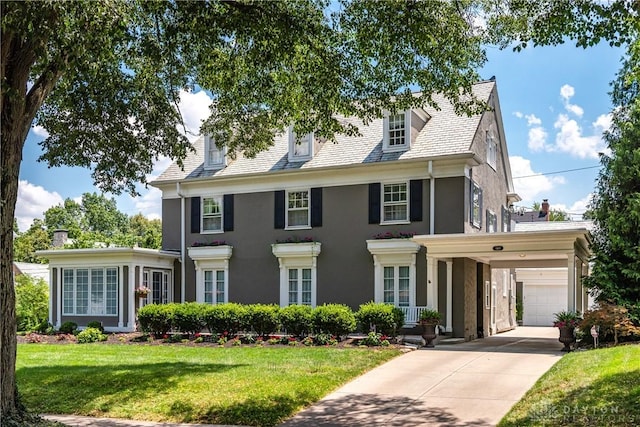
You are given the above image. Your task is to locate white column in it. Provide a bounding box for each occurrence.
[278,259,287,307]
[128,264,135,330]
[118,266,124,328]
[446,259,453,333]
[567,253,576,312]
[426,255,434,309]
[57,267,62,328]
[575,259,583,314]
[372,255,382,303]
[48,267,54,326]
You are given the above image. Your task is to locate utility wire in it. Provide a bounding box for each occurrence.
[512,165,600,179]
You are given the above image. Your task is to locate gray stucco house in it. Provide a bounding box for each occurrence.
[44,79,594,339]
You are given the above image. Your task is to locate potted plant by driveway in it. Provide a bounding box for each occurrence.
[419,309,441,348]
[553,310,581,352]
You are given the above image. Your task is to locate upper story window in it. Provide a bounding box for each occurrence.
[382,183,409,223]
[383,111,411,152]
[202,196,223,233]
[486,210,497,233]
[288,128,314,162]
[287,190,310,228]
[487,131,497,170]
[470,181,483,229]
[204,135,226,170]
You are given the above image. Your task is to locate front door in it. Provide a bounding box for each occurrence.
[150,270,170,304]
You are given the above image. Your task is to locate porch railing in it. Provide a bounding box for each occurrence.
[398,306,430,326]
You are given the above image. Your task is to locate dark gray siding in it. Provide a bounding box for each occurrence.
[434,177,465,234]
[179,181,430,310]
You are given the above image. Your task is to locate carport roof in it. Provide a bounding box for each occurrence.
[412,226,591,268]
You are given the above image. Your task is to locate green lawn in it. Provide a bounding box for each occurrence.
[17,344,400,426]
[499,345,640,427]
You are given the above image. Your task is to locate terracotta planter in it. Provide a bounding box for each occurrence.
[558,326,576,352]
[420,321,438,348]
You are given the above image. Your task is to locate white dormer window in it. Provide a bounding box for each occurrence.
[487,130,497,170]
[204,135,226,170]
[288,128,314,162]
[383,110,411,152]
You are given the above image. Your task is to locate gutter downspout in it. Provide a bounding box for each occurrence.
[428,160,435,235]
[177,182,186,303]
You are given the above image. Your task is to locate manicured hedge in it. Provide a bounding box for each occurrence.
[136,301,404,339]
[355,302,405,336]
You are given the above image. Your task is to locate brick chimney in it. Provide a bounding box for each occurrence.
[52,229,68,248]
[541,199,550,221]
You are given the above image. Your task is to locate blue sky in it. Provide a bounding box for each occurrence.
[16,42,623,231]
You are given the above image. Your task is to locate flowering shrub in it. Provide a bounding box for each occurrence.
[287,337,298,346]
[77,327,107,344]
[191,240,228,247]
[232,337,242,346]
[358,332,390,347]
[134,285,151,298]
[373,231,416,239]
[314,333,338,346]
[302,336,314,346]
[553,310,581,328]
[267,336,279,345]
[275,236,315,244]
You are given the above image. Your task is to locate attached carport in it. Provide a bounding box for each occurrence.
[413,225,592,335]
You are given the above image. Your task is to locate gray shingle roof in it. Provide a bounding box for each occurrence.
[154,81,495,183]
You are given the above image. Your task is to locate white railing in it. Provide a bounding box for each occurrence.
[399,306,430,326]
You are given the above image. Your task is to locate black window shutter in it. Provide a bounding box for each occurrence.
[223,194,234,231]
[409,180,423,222]
[368,183,381,224]
[311,187,322,227]
[274,190,285,229]
[190,197,201,234]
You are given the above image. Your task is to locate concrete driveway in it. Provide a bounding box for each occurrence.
[281,326,562,427]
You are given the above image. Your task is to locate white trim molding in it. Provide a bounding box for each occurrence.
[188,245,233,304]
[366,239,421,307]
[272,242,321,307]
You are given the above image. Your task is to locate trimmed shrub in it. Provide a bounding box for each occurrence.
[202,303,247,335]
[77,327,107,344]
[355,302,404,336]
[15,274,49,332]
[59,321,78,334]
[313,304,356,338]
[246,304,280,336]
[35,320,55,335]
[279,304,313,337]
[137,303,177,336]
[173,302,206,335]
[86,321,104,332]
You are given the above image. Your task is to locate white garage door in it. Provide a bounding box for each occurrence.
[523,285,567,326]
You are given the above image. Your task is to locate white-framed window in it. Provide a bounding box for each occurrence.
[367,239,420,309]
[272,242,321,307]
[383,265,410,307]
[286,190,310,229]
[62,267,118,316]
[204,135,226,170]
[143,269,171,304]
[383,110,410,152]
[188,245,233,305]
[204,270,226,304]
[202,196,223,233]
[288,128,314,161]
[487,210,497,233]
[382,182,409,223]
[487,131,497,170]
[287,268,313,305]
[470,181,483,229]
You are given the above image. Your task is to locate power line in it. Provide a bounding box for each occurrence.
[512,165,600,179]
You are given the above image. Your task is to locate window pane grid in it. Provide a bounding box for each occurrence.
[202,197,223,232]
[62,268,119,316]
[204,270,214,304]
[287,191,310,227]
[106,268,118,315]
[388,114,406,146]
[216,271,225,304]
[383,183,408,222]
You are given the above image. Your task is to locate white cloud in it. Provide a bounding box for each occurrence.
[32,125,49,138]
[560,84,575,101]
[528,127,548,151]
[553,114,608,159]
[593,113,612,133]
[513,111,523,119]
[15,180,64,231]
[552,193,593,220]
[509,156,564,206]
[177,89,212,142]
[131,187,162,220]
[559,84,584,118]
[525,114,542,126]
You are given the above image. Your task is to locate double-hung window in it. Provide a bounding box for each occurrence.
[204,135,226,170]
[204,270,226,304]
[470,181,483,229]
[383,111,410,152]
[202,196,223,233]
[288,268,312,305]
[288,129,313,161]
[383,183,408,223]
[487,131,497,170]
[62,267,118,316]
[287,190,310,228]
[383,266,410,307]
